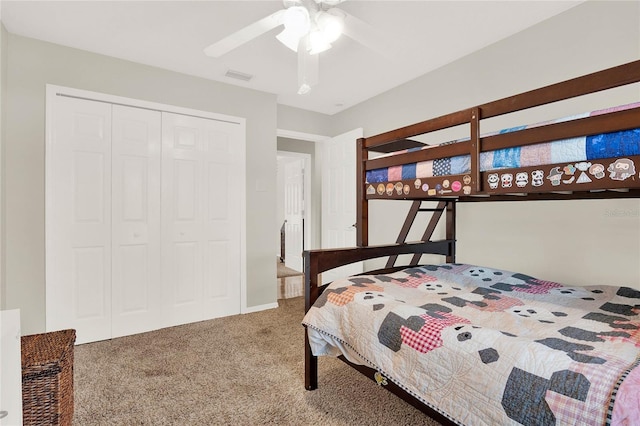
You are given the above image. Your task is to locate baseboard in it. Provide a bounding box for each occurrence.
[243,302,279,314]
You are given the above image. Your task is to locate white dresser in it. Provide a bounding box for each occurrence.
[0,310,22,425]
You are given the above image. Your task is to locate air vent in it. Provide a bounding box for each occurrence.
[225,69,253,82]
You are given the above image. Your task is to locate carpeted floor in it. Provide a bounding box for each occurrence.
[73,297,442,425]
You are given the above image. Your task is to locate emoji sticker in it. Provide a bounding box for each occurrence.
[414,179,422,189]
[442,179,450,189]
[377,184,385,195]
[463,175,472,185]
[451,181,462,192]
[463,186,471,195]
[403,184,410,195]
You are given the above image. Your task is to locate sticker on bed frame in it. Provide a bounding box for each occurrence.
[576,171,592,184]
[377,184,385,195]
[547,167,562,186]
[515,172,528,188]
[531,170,544,187]
[463,175,472,185]
[414,179,422,189]
[395,182,403,195]
[501,173,513,188]
[386,183,394,196]
[442,179,450,189]
[367,185,376,195]
[563,164,577,175]
[488,173,499,189]
[422,183,429,192]
[374,371,388,386]
[452,181,462,192]
[403,184,410,195]
[589,163,605,179]
[608,158,636,181]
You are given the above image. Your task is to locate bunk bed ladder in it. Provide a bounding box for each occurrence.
[385,200,450,269]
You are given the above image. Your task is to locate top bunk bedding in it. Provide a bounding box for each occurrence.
[359,61,640,200]
[367,103,640,183]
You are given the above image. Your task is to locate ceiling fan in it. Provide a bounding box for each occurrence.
[203,0,391,95]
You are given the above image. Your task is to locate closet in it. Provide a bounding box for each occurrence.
[45,88,245,344]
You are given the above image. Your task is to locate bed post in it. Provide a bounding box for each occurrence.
[356,137,368,246]
[304,250,319,390]
[446,200,456,263]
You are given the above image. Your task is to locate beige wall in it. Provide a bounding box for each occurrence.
[329,0,640,288]
[0,23,6,309]
[4,34,279,333]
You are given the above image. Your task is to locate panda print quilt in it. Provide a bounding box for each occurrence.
[302,263,640,425]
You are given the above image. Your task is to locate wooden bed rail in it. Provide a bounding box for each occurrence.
[362,60,640,150]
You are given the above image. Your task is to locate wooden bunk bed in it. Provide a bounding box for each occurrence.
[302,60,640,426]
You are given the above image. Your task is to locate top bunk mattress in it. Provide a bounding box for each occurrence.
[366,102,640,184]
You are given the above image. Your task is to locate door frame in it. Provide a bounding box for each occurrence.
[45,85,248,317]
[277,150,312,268]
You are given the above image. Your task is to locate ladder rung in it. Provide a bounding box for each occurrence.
[418,208,445,212]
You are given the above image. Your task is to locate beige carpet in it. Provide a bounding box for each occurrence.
[74,297,442,425]
[277,258,303,278]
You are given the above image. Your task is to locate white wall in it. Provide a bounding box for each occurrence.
[329,0,640,288]
[3,34,278,334]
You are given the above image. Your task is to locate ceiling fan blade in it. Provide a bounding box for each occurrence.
[339,9,401,59]
[203,9,286,58]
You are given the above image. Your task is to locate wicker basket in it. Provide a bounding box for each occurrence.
[21,329,76,426]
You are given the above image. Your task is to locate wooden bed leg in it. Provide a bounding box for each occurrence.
[305,331,318,390]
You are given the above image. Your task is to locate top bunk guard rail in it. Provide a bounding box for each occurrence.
[363,60,640,151]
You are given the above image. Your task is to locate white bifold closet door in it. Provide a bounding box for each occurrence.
[111,105,162,338]
[161,112,241,327]
[47,95,242,344]
[47,97,115,343]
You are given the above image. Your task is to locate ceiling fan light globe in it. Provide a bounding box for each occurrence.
[318,10,344,43]
[282,6,310,37]
[309,30,332,54]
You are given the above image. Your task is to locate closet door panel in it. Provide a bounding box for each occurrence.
[162,113,205,326]
[202,120,241,318]
[111,105,162,338]
[47,96,112,344]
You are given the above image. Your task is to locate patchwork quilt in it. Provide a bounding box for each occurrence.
[302,263,640,425]
[366,102,640,183]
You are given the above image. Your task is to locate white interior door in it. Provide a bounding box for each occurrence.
[161,112,242,326]
[111,105,162,338]
[321,128,364,283]
[284,157,304,272]
[46,96,113,344]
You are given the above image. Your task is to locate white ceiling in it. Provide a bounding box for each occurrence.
[1,0,583,115]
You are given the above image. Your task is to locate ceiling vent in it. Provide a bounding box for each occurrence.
[225,69,253,82]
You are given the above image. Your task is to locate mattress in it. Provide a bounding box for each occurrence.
[302,263,640,425]
[366,103,640,184]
